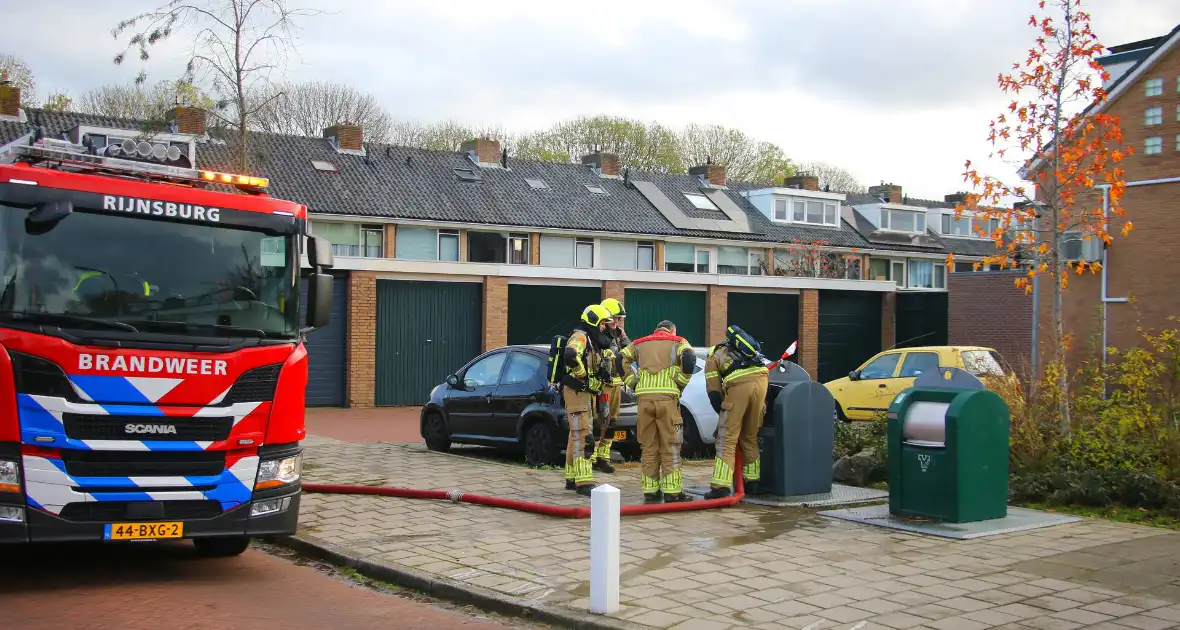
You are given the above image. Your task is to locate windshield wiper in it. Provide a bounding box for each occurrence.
[126,319,271,339]
[0,310,139,332]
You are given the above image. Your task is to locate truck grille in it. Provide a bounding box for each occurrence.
[223,363,281,403]
[60,450,226,478]
[62,414,233,442]
[58,500,223,522]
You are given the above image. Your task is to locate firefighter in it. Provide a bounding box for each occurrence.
[590,297,631,474]
[703,325,770,499]
[563,303,613,496]
[620,320,695,503]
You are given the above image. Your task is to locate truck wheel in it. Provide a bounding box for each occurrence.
[423,413,451,452]
[193,536,251,558]
[524,422,559,468]
[680,407,707,460]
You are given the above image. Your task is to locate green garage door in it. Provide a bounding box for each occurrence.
[623,288,706,346]
[375,280,483,406]
[818,290,883,383]
[508,284,602,345]
[895,292,949,348]
[726,292,799,361]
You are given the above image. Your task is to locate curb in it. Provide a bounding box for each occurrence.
[278,533,639,630]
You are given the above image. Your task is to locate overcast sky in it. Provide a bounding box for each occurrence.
[6,0,1179,199]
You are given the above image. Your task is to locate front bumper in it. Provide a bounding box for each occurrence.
[0,485,301,544]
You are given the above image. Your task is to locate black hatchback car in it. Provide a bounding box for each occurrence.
[419,345,640,467]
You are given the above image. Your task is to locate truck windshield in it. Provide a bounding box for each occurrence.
[0,202,298,339]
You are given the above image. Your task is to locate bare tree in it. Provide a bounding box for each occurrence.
[387,119,514,152]
[250,80,394,142]
[678,123,794,184]
[794,161,866,194]
[76,80,215,121]
[111,0,323,170]
[0,52,36,98]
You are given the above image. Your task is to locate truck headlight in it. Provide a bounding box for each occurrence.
[255,453,302,490]
[0,460,20,493]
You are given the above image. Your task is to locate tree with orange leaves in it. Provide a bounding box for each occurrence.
[955,0,1132,428]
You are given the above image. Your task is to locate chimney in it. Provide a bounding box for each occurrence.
[0,71,20,119]
[324,122,364,152]
[690,161,726,186]
[868,182,903,204]
[944,191,971,205]
[581,151,621,177]
[782,174,820,191]
[461,137,501,165]
[165,106,207,135]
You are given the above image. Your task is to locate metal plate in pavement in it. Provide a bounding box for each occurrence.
[817,503,1082,539]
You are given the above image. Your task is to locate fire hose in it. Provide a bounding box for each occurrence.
[302,452,744,519]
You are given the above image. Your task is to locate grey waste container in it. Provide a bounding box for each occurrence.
[757,361,836,497]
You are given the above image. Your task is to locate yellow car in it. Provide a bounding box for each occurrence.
[824,346,1016,422]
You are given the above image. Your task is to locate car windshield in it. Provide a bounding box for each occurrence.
[0,201,298,339]
[962,350,1007,377]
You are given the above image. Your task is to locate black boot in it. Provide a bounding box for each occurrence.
[744,480,760,496]
[566,479,576,491]
[576,483,598,497]
[704,486,732,500]
[593,459,615,474]
[643,491,663,504]
[664,492,694,503]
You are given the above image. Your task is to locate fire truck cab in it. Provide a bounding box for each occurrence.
[0,130,333,556]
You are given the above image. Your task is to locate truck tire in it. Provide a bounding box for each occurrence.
[193,536,251,558]
[524,421,560,468]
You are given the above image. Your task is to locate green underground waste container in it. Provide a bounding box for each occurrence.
[886,367,1010,523]
[757,361,835,497]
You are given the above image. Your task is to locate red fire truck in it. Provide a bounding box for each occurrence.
[0,130,334,556]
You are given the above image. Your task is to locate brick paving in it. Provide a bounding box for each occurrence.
[0,538,525,629]
[299,435,1180,629]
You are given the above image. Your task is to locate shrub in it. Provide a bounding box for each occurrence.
[833,413,889,484]
[1003,318,1180,514]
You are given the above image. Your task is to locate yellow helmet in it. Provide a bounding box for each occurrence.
[600,297,626,318]
[581,303,613,328]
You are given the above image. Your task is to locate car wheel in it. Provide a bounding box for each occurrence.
[834,404,851,424]
[193,536,251,558]
[680,406,707,460]
[423,412,451,452]
[524,421,560,468]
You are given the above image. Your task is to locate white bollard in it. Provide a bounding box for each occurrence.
[589,483,620,615]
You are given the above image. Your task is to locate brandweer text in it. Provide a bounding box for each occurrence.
[78,353,229,376]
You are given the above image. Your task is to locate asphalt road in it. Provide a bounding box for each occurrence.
[0,539,549,630]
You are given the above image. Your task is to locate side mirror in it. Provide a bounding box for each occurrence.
[848,369,860,381]
[26,200,73,235]
[305,272,333,329]
[446,374,460,388]
[307,235,334,269]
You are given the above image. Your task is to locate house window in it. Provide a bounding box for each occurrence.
[315,221,383,258]
[684,193,718,210]
[575,239,594,268]
[773,199,788,221]
[695,248,712,273]
[881,209,926,233]
[906,260,946,289]
[1146,107,1163,126]
[1146,78,1163,96]
[892,261,906,284]
[774,248,859,279]
[941,214,999,237]
[468,231,529,264]
[787,199,839,227]
[637,241,655,270]
[717,246,749,275]
[439,230,460,261]
[1146,136,1163,154]
[868,258,892,281]
[395,226,438,260]
[664,243,695,272]
[749,249,767,275]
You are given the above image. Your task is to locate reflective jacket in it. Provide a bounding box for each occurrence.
[704,344,769,394]
[604,327,632,387]
[620,330,692,397]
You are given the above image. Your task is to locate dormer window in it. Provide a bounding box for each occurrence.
[942,214,999,237]
[683,192,718,210]
[881,208,926,233]
[769,196,838,226]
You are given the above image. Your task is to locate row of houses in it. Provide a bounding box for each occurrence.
[1,82,1030,408]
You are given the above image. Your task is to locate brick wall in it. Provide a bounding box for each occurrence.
[458,229,468,262]
[529,232,540,265]
[601,281,625,303]
[347,272,377,408]
[0,85,20,118]
[167,106,207,135]
[706,286,728,346]
[799,289,819,377]
[324,123,363,151]
[881,292,896,350]
[383,224,396,258]
[949,271,1034,378]
[655,242,665,271]
[483,276,508,351]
